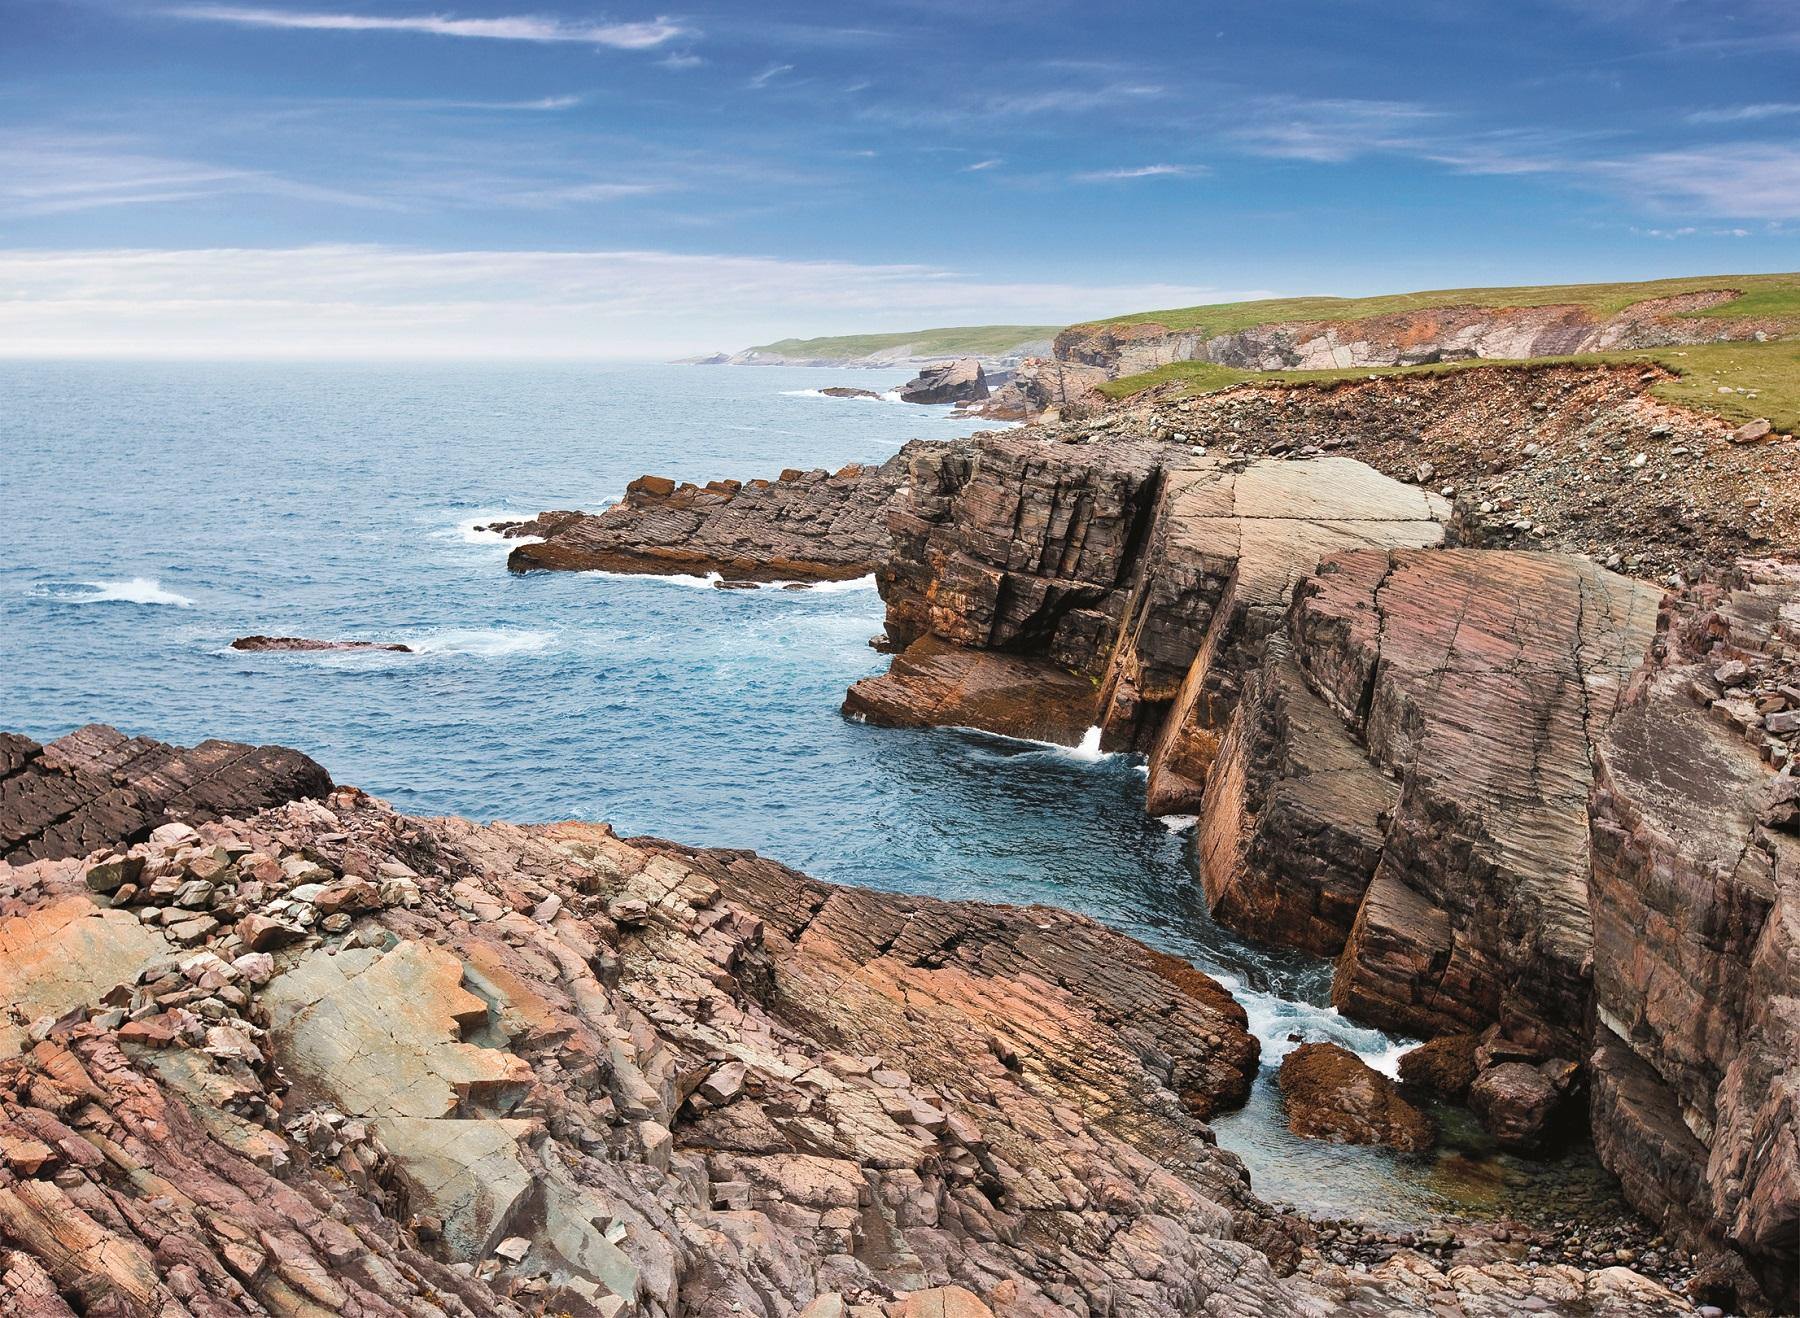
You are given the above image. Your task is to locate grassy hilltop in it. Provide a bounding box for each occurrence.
[745,324,1058,360]
[1080,272,1800,339]
[1082,273,1800,433]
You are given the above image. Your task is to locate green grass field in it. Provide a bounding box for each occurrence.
[1099,340,1800,434]
[1078,272,1800,339]
[747,324,1059,360]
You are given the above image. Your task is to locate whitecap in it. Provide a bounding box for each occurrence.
[582,569,723,589]
[1157,814,1199,833]
[33,577,195,607]
[729,574,878,594]
[432,511,545,547]
[409,628,556,658]
[1235,989,1414,1077]
[942,722,1128,764]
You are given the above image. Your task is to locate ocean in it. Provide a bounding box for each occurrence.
[0,358,1626,1224]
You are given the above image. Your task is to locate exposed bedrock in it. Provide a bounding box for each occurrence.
[504,448,917,583]
[1585,560,1800,1311]
[0,724,330,865]
[1054,291,1779,377]
[0,750,1701,1316]
[230,635,412,653]
[898,357,988,405]
[846,436,1452,751]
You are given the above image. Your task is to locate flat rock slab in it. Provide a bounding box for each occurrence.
[0,893,172,1056]
[842,634,1100,746]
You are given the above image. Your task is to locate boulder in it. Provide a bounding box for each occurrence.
[1276,1042,1434,1152]
[1467,1059,1577,1151]
[1396,1034,1480,1101]
[898,358,988,405]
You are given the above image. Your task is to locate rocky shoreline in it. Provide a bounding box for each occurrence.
[1,726,1715,1316]
[472,357,1798,1312]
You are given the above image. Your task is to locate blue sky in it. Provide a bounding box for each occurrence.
[3,0,1798,356]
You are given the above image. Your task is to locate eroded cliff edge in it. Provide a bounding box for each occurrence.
[839,365,1799,1311]
[0,728,1707,1317]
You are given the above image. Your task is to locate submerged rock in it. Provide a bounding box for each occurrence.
[819,386,883,400]
[231,635,412,652]
[1277,1041,1434,1152]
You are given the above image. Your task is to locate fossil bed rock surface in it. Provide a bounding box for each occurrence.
[0,739,1704,1317]
[501,450,916,583]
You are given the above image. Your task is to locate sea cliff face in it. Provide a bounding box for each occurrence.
[845,364,1800,1312]
[1055,291,1781,377]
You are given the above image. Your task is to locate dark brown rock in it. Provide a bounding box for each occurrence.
[1467,1059,1577,1151]
[842,635,1099,746]
[231,636,412,653]
[1276,1042,1433,1152]
[1397,1034,1481,1101]
[818,386,882,400]
[0,725,330,864]
[507,450,915,583]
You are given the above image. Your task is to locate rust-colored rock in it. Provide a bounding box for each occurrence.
[842,634,1100,746]
[1397,1034,1480,1101]
[1277,1042,1434,1152]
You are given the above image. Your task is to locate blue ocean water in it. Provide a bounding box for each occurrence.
[0,360,1624,1224]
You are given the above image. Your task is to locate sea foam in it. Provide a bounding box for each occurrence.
[34,577,195,607]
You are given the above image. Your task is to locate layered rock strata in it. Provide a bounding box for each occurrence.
[504,452,915,583]
[899,358,988,406]
[1586,561,1800,1309]
[845,440,1452,755]
[0,725,330,865]
[1054,290,1780,377]
[0,753,1699,1315]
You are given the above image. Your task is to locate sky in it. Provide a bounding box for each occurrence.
[2,0,1798,358]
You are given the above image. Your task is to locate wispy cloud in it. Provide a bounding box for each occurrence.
[0,244,1265,359]
[1230,97,1441,163]
[1686,103,1800,124]
[0,137,399,216]
[165,6,688,48]
[1596,144,1800,221]
[963,158,1002,172]
[747,63,794,89]
[1074,163,1206,181]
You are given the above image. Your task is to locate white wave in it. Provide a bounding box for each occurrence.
[730,573,877,594]
[431,512,543,547]
[1070,725,1105,761]
[34,577,195,607]
[779,387,908,405]
[1228,984,1413,1077]
[409,628,556,658]
[942,722,1129,764]
[583,569,723,588]
[1158,814,1199,833]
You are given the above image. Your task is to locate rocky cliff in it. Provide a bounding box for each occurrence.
[0,730,1702,1317]
[1056,291,1781,377]
[500,453,915,583]
[843,365,1800,1310]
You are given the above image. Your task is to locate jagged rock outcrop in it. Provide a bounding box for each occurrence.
[898,359,988,406]
[847,439,1452,752]
[1054,290,1780,377]
[971,358,1109,421]
[505,452,917,583]
[0,755,1699,1317]
[1586,560,1800,1311]
[1277,1042,1434,1152]
[231,636,412,653]
[0,725,330,865]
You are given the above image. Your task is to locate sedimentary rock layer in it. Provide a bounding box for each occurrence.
[0,724,330,864]
[1055,290,1778,377]
[0,756,1696,1316]
[504,451,916,583]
